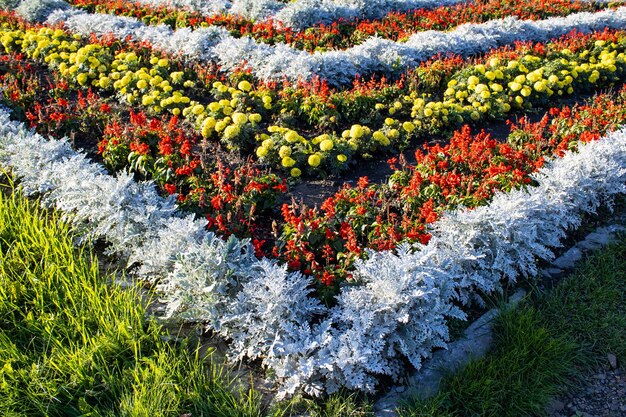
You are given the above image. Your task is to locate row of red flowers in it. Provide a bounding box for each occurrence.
[67,0,603,52]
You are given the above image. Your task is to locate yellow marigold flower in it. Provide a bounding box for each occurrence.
[256,146,268,157]
[99,76,111,88]
[223,125,240,139]
[308,154,321,167]
[249,113,262,123]
[350,124,364,139]
[232,112,248,125]
[76,73,89,86]
[337,154,347,163]
[285,131,300,143]
[282,157,296,168]
[279,146,292,158]
[238,80,252,92]
[215,120,227,132]
[320,139,334,151]
[402,121,415,133]
[490,83,503,92]
[290,167,302,177]
[467,75,480,85]
[533,81,546,92]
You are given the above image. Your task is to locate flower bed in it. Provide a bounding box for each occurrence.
[1,0,626,400]
[3,6,626,180]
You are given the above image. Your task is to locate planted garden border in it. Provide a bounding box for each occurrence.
[0,105,624,396]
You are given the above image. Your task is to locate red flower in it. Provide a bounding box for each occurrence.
[164,183,177,194]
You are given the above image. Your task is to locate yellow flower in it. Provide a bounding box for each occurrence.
[350,124,364,139]
[320,139,334,151]
[215,120,227,132]
[373,131,387,142]
[232,112,248,125]
[157,58,168,67]
[285,131,300,143]
[256,146,268,157]
[337,154,347,162]
[201,117,216,137]
[237,80,252,92]
[290,167,302,177]
[76,73,89,86]
[279,146,292,158]
[99,76,111,88]
[402,121,415,133]
[489,82,502,92]
[533,81,546,92]
[249,113,262,123]
[223,125,240,139]
[488,57,500,67]
[282,157,296,168]
[423,108,433,117]
[308,154,321,167]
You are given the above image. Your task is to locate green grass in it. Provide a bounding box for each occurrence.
[398,234,626,417]
[0,185,263,417]
[272,391,374,417]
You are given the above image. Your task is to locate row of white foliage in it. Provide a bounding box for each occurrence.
[1,103,625,395]
[40,4,626,86]
[90,0,472,30]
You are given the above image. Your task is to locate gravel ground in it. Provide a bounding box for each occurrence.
[547,357,626,417]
